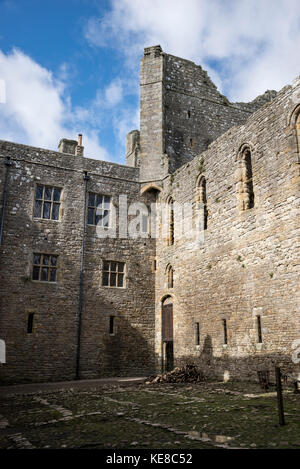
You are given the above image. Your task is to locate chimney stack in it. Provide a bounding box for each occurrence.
[75,133,84,156]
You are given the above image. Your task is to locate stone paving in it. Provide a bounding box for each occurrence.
[0,378,299,450]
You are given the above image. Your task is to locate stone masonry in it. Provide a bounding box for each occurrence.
[0,45,299,384]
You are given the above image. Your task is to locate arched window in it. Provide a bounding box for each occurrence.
[236,145,255,211]
[288,104,300,161]
[295,109,300,154]
[196,175,208,230]
[167,196,174,245]
[166,264,174,289]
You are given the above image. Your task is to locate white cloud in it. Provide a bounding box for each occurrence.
[104,78,123,107]
[114,105,139,148]
[85,0,300,101]
[0,48,109,160]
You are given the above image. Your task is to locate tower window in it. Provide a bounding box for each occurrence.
[167,197,174,246]
[257,315,263,343]
[223,319,228,345]
[236,146,255,211]
[27,313,34,334]
[195,322,200,346]
[166,264,174,289]
[109,316,115,335]
[196,175,208,230]
[187,110,191,118]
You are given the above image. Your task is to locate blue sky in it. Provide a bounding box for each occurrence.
[0,0,300,163]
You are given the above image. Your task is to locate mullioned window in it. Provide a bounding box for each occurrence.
[34,185,62,220]
[102,261,125,288]
[88,193,111,227]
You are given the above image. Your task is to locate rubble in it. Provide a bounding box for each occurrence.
[145,364,207,384]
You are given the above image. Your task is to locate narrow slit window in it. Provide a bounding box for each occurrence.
[167,265,174,289]
[196,176,208,230]
[223,319,228,345]
[109,316,115,335]
[27,313,34,334]
[257,315,262,343]
[236,146,255,211]
[195,322,200,346]
[167,197,174,246]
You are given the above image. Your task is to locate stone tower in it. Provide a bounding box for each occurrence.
[127,45,276,182]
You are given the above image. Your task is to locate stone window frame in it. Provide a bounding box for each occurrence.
[33,183,63,221]
[32,253,58,283]
[195,321,200,347]
[166,196,175,246]
[87,192,111,228]
[25,309,37,335]
[256,315,263,344]
[235,143,255,212]
[195,174,208,230]
[165,264,174,289]
[152,258,157,272]
[222,318,228,346]
[288,103,300,160]
[102,260,126,288]
[109,315,116,335]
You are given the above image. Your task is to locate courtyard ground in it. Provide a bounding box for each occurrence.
[0,378,299,450]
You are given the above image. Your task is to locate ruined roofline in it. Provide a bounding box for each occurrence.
[144,45,277,111]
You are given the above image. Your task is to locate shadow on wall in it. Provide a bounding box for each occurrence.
[100,313,156,378]
[175,335,300,384]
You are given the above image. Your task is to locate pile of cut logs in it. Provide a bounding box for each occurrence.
[145,364,207,384]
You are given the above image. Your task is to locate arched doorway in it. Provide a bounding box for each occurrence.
[162,296,174,372]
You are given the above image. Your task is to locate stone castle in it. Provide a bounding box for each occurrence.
[0,45,299,384]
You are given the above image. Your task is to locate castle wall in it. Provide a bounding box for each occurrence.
[0,142,156,383]
[154,77,300,381]
[0,45,299,385]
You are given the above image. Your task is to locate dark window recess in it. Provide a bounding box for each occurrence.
[109,316,115,335]
[153,259,157,271]
[223,319,228,344]
[102,261,125,287]
[27,313,34,334]
[88,193,110,227]
[168,198,174,246]
[187,110,191,118]
[195,322,200,346]
[32,254,58,282]
[34,185,61,220]
[257,315,263,343]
